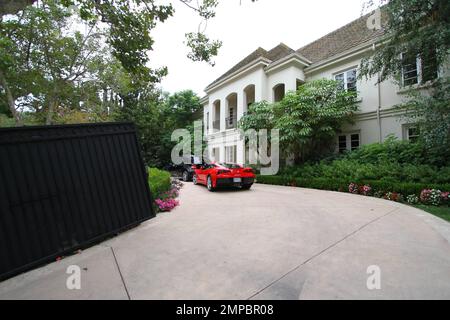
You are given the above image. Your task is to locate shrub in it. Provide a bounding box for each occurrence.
[148,167,171,200]
[155,198,179,212]
[360,185,372,196]
[349,183,359,194]
[429,189,442,206]
[420,189,443,206]
[384,192,403,202]
[407,194,419,204]
[442,192,450,206]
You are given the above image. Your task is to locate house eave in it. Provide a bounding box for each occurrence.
[205,57,271,94]
[264,53,311,73]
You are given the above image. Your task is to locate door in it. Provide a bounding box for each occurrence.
[197,165,208,184]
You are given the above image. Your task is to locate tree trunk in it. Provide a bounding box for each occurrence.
[46,99,57,125]
[0,69,21,126]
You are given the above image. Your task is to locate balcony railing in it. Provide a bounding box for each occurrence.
[213,120,220,131]
[226,116,238,130]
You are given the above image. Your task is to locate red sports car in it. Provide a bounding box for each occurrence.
[192,163,255,191]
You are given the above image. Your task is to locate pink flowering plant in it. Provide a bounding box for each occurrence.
[348,183,359,194]
[155,198,179,212]
[154,180,183,212]
[360,185,372,196]
[421,189,442,206]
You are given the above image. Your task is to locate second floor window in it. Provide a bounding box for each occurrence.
[401,50,438,87]
[335,69,357,92]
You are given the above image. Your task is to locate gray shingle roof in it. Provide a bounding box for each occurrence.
[297,11,386,64]
[206,11,387,90]
[206,43,294,89]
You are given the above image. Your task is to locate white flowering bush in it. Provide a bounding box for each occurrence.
[406,194,419,204]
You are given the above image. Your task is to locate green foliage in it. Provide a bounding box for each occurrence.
[400,78,450,167]
[275,79,358,162]
[360,1,450,166]
[238,101,275,132]
[148,167,171,199]
[256,175,450,199]
[359,0,450,81]
[114,89,202,168]
[238,80,358,164]
[344,136,426,164]
[413,205,450,222]
[258,138,450,197]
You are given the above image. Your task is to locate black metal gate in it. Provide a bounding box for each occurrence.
[0,122,154,281]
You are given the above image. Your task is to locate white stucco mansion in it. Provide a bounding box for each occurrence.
[201,12,444,165]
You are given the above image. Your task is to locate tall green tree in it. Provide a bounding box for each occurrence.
[359,0,450,81]
[0,0,106,125]
[239,80,358,164]
[360,0,450,165]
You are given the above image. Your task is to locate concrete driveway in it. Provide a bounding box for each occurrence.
[1,183,450,300]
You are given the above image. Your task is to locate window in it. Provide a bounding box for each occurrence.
[225,145,237,164]
[401,50,438,87]
[401,53,418,86]
[338,135,347,153]
[335,69,357,92]
[206,112,209,131]
[229,107,234,125]
[338,133,360,153]
[406,127,420,143]
[350,134,360,151]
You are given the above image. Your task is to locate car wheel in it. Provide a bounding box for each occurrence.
[207,176,215,192]
[182,170,189,182]
[193,174,198,185]
[241,184,252,190]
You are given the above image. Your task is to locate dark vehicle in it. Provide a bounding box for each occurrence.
[164,155,203,182]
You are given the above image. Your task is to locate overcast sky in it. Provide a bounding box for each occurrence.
[149,0,369,96]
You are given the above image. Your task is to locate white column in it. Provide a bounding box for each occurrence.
[219,145,225,163]
[255,84,263,102]
[237,139,245,165]
[208,103,214,135]
[286,79,297,93]
[237,91,244,121]
[220,98,226,132]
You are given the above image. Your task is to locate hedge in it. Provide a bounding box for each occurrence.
[256,175,450,196]
[148,167,171,199]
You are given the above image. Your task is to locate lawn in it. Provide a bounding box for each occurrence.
[414,205,450,222]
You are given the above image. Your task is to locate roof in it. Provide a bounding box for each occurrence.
[297,11,386,64]
[206,43,295,90]
[206,10,387,91]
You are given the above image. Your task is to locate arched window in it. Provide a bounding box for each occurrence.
[273,84,285,102]
[243,84,255,114]
[213,100,221,131]
[225,93,237,129]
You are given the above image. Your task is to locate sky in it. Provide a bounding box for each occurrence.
[149,0,370,96]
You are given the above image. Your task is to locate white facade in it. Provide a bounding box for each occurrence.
[201,41,445,165]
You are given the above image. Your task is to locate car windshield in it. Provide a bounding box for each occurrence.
[219,163,242,169]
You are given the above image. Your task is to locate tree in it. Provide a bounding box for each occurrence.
[1,0,255,81]
[359,0,450,82]
[360,0,450,166]
[402,79,450,166]
[275,80,358,164]
[0,0,106,125]
[239,80,358,165]
[114,89,203,167]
